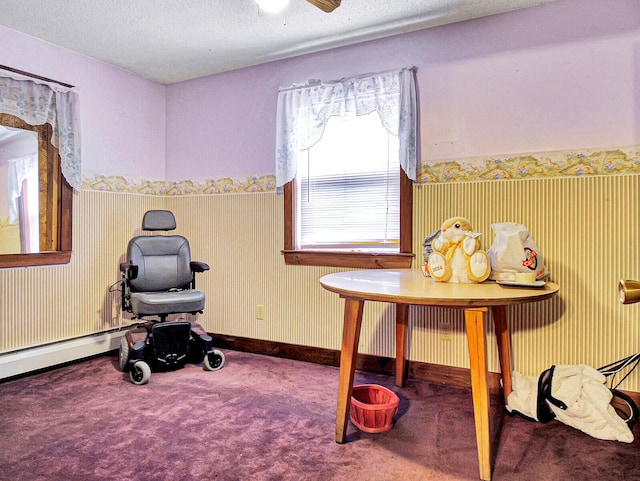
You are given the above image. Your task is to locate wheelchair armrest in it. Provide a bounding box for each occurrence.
[120,262,139,280]
[191,261,210,273]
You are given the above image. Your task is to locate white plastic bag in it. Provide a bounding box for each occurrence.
[488,222,546,281]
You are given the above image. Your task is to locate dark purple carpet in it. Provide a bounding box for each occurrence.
[1,350,639,480]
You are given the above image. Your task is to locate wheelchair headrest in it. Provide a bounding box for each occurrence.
[142,210,176,231]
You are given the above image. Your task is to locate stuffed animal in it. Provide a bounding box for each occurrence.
[427,217,491,283]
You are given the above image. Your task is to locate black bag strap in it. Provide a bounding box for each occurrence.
[610,389,639,428]
[540,365,569,414]
[536,366,557,423]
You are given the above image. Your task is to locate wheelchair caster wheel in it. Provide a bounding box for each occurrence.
[204,349,225,371]
[130,360,151,385]
[118,336,129,372]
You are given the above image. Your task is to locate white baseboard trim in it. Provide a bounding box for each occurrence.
[0,330,127,380]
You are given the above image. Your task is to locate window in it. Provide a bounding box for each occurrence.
[277,68,417,268]
[298,112,399,251]
[283,170,413,268]
[0,67,80,269]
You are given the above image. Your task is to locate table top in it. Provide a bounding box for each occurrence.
[320,269,559,307]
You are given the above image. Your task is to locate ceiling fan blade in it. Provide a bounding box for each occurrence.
[305,0,341,13]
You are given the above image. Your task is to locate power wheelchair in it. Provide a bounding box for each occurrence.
[117,210,225,385]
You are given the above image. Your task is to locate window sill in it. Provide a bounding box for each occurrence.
[281,250,414,269]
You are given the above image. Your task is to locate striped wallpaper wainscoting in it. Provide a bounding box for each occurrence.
[0,191,163,352]
[412,175,640,383]
[2,164,640,392]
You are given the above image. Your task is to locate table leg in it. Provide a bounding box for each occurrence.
[336,297,364,444]
[492,305,512,404]
[395,303,409,387]
[465,307,492,481]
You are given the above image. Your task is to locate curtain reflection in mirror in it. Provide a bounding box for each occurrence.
[0,126,39,254]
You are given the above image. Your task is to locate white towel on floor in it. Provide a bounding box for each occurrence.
[507,365,633,443]
[548,364,633,443]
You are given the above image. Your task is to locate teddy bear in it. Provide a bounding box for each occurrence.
[427,217,491,283]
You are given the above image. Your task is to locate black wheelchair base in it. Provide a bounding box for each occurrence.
[118,320,225,385]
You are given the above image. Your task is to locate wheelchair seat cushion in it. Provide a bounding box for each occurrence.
[130,289,205,316]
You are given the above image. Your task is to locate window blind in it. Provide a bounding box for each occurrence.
[296,113,400,251]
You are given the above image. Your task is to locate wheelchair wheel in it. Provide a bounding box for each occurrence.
[118,336,129,372]
[204,349,225,371]
[130,360,151,385]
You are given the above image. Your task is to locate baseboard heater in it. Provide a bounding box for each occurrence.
[0,329,127,381]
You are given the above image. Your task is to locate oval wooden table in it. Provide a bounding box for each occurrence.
[320,269,559,481]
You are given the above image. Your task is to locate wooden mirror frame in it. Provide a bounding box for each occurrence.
[0,114,73,268]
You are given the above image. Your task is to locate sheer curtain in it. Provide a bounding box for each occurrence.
[275,66,417,189]
[0,70,81,190]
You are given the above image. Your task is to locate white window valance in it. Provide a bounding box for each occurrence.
[275,66,417,188]
[0,70,81,190]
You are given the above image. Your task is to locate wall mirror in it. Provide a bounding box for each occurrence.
[0,113,72,268]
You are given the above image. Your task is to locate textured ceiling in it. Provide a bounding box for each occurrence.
[0,0,557,84]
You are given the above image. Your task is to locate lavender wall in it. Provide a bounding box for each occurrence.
[165,0,640,180]
[0,26,166,180]
[2,0,639,182]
